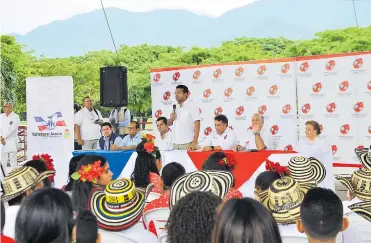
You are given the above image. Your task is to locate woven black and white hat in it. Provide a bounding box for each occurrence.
[355,145,371,170]
[335,168,371,201]
[348,201,371,223]
[288,156,326,184]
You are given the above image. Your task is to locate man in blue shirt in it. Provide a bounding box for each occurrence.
[96,122,122,150]
[109,107,131,137]
[111,121,142,151]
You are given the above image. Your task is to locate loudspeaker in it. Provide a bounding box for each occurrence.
[100,66,128,107]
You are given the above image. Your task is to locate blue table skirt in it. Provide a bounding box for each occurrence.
[72,150,135,180]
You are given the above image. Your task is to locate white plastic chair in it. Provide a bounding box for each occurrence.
[281,236,308,243]
[143,208,170,237]
[146,192,162,203]
[99,230,138,243]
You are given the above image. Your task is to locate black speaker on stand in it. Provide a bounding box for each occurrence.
[100,66,128,107]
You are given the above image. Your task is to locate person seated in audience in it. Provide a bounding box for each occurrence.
[15,188,74,243]
[254,170,281,193]
[212,198,282,243]
[1,166,55,239]
[111,121,141,150]
[96,122,122,150]
[198,115,237,151]
[298,188,350,243]
[167,191,223,243]
[72,209,101,243]
[1,201,15,243]
[202,152,242,200]
[62,154,86,196]
[155,117,174,151]
[131,138,162,193]
[71,155,113,211]
[23,159,53,187]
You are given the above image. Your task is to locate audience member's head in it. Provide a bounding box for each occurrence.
[64,155,85,192]
[156,117,169,134]
[212,198,282,243]
[72,155,112,211]
[23,159,52,188]
[15,188,74,243]
[100,122,113,137]
[167,191,222,243]
[127,121,140,136]
[202,152,232,172]
[161,162,186,191]
[254,170,281,193]
[72,210,101,243]
[297,188,349,242]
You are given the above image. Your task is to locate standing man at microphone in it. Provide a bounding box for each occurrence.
[96,122,122,150]
[167,85,200,150]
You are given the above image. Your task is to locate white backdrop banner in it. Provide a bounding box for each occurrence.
[26,76,74,188]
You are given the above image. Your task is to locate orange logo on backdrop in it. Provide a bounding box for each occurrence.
[353,58,363,69]
[155,110,163,118]
[339,81,349,92]
[258,105,267,115]
[203,89,212,99]
[193,70,201,80]
[224,88,233,97]
[235,67,244,77]
[246,86,255,96]
[257,65,267,76]
[300,62,309,72]
[213,69,222,79]
[269,85,278,95]
[282,104,291,114]
[235,106,244,116]
[281,63,290,74]
[325,60,336,71]
[214,107,223,116]
[153,73,161,83]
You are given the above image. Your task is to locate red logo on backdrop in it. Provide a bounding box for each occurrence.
[269,85,278,95]
[258,105,267,115]
[203,89,212,98]
[193,70,201,80]
[224,88,233,97]
[155,110,163,119]
[163,91,171,101]
[367,81,371,91]
[204,127,212,136]
[353,58,363,69]
[257,65,267,76]
[368,125,371,134]
[246,86,255,96]
[214,107,223,116]
[301,103,311,114]
[213,69,222,79]
[340,124,350,135]
[325,60,336,71]
[235,106,244,116]
[339,81,349,92]
[312,82,322,93]
[153,73,161,83]
[281,63,290,74]
[332,145,338,155]
[326,102,336,113]
[300,62,309,72]
[270,125,279,135]
[284,145,293,151]
[173,72,181,81]
[235,67,244,77]
[357,145,364,149]
[354,102,364,113]
[282,104,291,114]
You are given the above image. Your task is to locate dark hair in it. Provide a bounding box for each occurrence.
[74,104,81,112]
[131,140,160,188]
[300,188,343,240]
[72,155,107,211]
[23,159,52,188]
[176,85,189,94]
[64,155,86,192]
[212,198,282,243]
[75,210,98,243]
[202,152,232,172]
[83,96,90,102]
[1,201,5,232]
[214,115,228,126]
[305,120,321,135]
[167,191,222,243]
[15,188,74,243]
[255,171,281,191]
[130,121,140,129]
[161,162,186,190]
[100,122,112,129]
[156,117,168,125]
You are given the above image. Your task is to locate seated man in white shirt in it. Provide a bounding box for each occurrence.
[198,115,237,151]
[155,117,174,151]
[233,113,274,151]
[111,121,142,151]
[97,122,122,150]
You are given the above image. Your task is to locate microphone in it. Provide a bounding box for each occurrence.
[109,141,113,150]
[173,104,176,113]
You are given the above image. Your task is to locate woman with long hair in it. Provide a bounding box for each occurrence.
[62,155,85,194]
[71,155,112,211]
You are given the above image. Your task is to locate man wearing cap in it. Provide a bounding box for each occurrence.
[0,103,20,176]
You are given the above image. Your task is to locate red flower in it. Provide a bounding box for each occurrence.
[265,160,288,177]
[219,154,237,170]
[144,143,155,153]
[74,161,105,183]
[32,153,55,181]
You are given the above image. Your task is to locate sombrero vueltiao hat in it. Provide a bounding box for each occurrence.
[1,166,56,202]
[88,178,145,231]
[335,169,371,201]
[348,201,371,222]
[354,145,371,170]
[288,156,326,184]
[257,176,316,224]
[169,170,233,209]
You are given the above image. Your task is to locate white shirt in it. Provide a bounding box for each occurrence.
[0,112,20,153]
[173,99,200,144]
[243,127,275,150]
[99,222,159,243]
[74,107,103,141]
[155,129,174,151]
[200,127,237,150]
[3,205,20,239]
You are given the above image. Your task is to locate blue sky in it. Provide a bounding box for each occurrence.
[0,0,256,34]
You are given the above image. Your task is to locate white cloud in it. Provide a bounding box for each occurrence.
[0,0,256,34]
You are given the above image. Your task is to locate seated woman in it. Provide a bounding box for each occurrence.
[296,120,333,190]
[254,170,281,193]
[131,138,162,193]
[62,154,85,196]
[202,152,242,200]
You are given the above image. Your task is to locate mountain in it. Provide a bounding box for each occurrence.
[12,0,371,57]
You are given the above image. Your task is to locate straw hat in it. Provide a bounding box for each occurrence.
[348,201,371,222]
[88,178,146,231]
[257,176,315,224]
[169,170,233,209]
[335,169,371,201]
[288,156,326,184]
[1,166,56,202]
[354,146,371,170]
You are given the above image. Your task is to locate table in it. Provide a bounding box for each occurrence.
[72,150,135,179]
